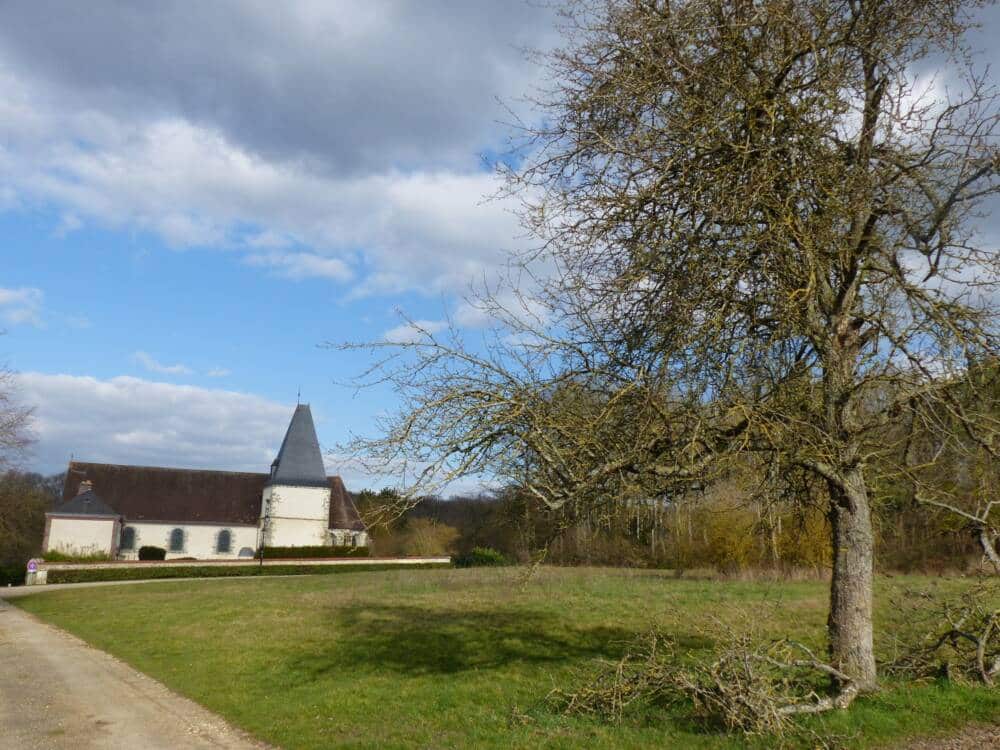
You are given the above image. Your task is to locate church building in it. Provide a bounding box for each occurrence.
[42,404,368,560]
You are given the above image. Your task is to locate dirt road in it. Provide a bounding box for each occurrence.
[0,599,271,749]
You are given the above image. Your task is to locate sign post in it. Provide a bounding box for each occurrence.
[24,558,45,586]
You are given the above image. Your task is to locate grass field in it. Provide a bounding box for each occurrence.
[13,567,1000,749]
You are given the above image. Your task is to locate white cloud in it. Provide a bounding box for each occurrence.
[0,286,44,327]
[245,230,294,250]
[133,350,193,376]
[13,370,486,495]
[15,372,292,474]
[0,0,546,298]
[245,252,353,282]
[453,301,495,329]
[206,367,231,378]
[383,319,448,344]
[0,100,524,295]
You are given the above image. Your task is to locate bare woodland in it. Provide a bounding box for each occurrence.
[0,362,31,470]
[349,0,1000,713]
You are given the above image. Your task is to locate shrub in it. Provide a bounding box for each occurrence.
[261,545,370,559]
[0,562,26,587]
[45,562,451,584]
[139,546,167,561]
[454,546,508,567]
[0,473,49,586]
[396,518,461,557]
[42,549,112,563]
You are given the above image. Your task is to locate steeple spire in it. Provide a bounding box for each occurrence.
[268,404,328,487]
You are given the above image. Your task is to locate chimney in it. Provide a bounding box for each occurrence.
[77,479,93,496]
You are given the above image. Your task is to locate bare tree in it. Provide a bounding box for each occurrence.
[347,0,999,698]
[0,361,32,469]
[900,362,1000,570]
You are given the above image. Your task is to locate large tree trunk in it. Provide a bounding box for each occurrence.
[827,470,877,692]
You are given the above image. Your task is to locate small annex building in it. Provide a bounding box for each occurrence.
[43,404,368,560]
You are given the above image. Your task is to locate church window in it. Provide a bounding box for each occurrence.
[217,529,232,553]
[169,527,184,552]
[120,526,136,550]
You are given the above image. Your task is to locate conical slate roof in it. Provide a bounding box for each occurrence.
[268,404,329,487]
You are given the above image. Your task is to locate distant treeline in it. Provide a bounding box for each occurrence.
[356,481,983,575]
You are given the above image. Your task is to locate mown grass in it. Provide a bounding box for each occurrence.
[13,567,1000,749]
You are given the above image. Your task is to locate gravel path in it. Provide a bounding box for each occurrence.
[0,599,272,749]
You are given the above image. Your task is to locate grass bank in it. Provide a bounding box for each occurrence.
[13,567,1000,749]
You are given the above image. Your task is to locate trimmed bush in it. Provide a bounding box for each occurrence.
[454,547,508,568]
[261,545,371,559]
[46,562,451,584]
[139,546,167,561]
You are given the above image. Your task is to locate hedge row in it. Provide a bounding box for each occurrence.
[260,545,370,559]
[46,562,450,584]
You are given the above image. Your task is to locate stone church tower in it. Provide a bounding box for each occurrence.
[260,404,332,547]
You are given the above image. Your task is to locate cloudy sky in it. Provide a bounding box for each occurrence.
[1,1,997,490]
[0,0,557,487]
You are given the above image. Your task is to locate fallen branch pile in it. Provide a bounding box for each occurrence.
[549,624,859,736]
[887,579,1000,684]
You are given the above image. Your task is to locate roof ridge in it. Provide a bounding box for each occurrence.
[70,460,268,479]
[68,460,345,481]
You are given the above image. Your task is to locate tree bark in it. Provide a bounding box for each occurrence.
[828,469,878,692]
[977,526,1000,572]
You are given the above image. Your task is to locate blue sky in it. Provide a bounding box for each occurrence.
[2,1,998,492]
[0,0,555,489]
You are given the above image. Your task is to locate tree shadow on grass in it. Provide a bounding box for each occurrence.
[284,601,715,680]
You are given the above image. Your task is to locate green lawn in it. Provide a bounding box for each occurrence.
[13,568,1000,749]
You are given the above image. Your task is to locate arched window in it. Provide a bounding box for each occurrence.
[120,526,136,550]
[169,527,184,552]
[216,529,232,554]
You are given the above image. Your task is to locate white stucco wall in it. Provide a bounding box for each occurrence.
[264,516,330,547]
[46,516,116,555]
[263,485,329,520]
[117,522,259,560]
[262,485,330,547]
